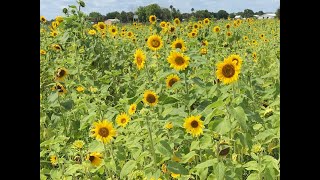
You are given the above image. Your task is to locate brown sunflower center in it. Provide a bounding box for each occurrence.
[57,69,65,77]
[227,32,231,36]
[191,120,199,128]
[55,45,61,50]
[98,127,109,137]
[170,27,175,32]
[226,25,230,28]
[222,64,235,78]
[161,23,165,27]
[168,78,178,87]
[89,155,95,162]
[152,39,160,47]
[151,17,155,21]
[56,85,63,92]
[194,25,198,28]
[192,32,195,36]
[205,20,208,23]
[121,118,126,123]
[128,32,132,36]
[175,56,185,65]
[112,29,116,33]
[146,94,156,103]
[99,25,104,29]
[175,43,182,49]
[136,57,142,64]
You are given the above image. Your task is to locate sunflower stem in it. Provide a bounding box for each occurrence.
[146,114,157,171]
[103,143,112,178]
[184,70,190,115]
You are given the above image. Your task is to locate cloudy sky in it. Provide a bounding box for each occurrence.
[40,0,280,20]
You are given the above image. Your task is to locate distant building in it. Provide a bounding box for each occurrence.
[257,13,276,19]
[104,18,120,25]
[235,15,241,19]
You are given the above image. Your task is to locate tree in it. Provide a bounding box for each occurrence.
[229,13,236,18]
[255,11,264,15]
[191,8,194,13]
[106,11,120,19]
[88,12,104,22]
[243,9,254,18]
[145,4,162,20]
[216,10,229,19]
[276,7,280,19]
[136,6,147,22]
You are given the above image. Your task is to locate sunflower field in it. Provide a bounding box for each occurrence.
[40,3,280,180]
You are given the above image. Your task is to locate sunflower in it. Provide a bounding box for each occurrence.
[259,33,265,39]
[88,29,96,35]
[169,26,176,33]
[160,21,167,28]
[225,23,231,29]
[162,163,167,173]
[87,152,103,166]
[201,40,208,46]
[264,39,269,43]
[40,49,46,55]
[40,16,46,23]
[166,74,180,88]
[51,21,58,30]
[76,86,85,92]
[226,31,232,37]
[73,140,85,149]
[183,115,204,137]
[171,38,186,52]
[52,44,62,51]
[227,54,243,68]
[213,26,220,33]
[50,155,58,166]
[97,22,107,31]
[200,47,207,55]
[55,16,63,23]
[164,122,173,129]
[50,30,58,37]
[216,58,240,84]
[203,18,210,25]
[128,103,137,115]
[147,34,163,51]
[243,36,248,40]
[252,52,257,62]
[116,112,130,127]
[54,67,68,81]
[90,120,116,144]
[171,173,180,178]
[143,90,159,106]
[167,51,190,71]
[51,83,67,95]
[193,23,199,29]
[252,40,258,45]
[174,18,180,25]
[101,31,106,38]
[188,31,197,38]
[127,31,134,38]
[133,49,146,70]
[149,15,157,24]
[109,26,118,36]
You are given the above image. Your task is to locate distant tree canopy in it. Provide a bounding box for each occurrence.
[86,3,272,23]
[276,8,280,19]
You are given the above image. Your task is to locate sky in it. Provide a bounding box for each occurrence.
[40,0,280,20]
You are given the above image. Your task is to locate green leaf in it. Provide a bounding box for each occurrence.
[195,159,218,169]
[180,151,197,163]
[209,117,231,135]
[61,99,74,110]
[199,134,212,149]
[246,173,259,180]
[201,99,224,116]
[198,167,208,180]
[243,161,259,171]
[167,161,189,175]
[88,141,104,152]
[156,140,172,157]
[215,162,225,180]
[48,92,58,103]
[190,141,200,151]
[120,160,137,178]
[229,106,248,132]
[65,164,83,175]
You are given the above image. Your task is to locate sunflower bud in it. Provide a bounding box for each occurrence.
[79,1,85,7]
[63,8,68,14]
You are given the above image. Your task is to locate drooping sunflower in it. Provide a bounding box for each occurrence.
[213,26,220,33]
[40,16,46,23]
[149,15,157,24]
[97,22,107,31]
[133,49,146,70]
[51,83,67,95]
[160,21,167,28]
[171,38,186,52]
[167,51,190,71]
[116,112,130,127]
[90,120,116,144]
[183,115,204,137]
[166,74,180,88]
[54,67,68,81]
[88,29,96,35]
[52,44,62,51]
[227,54,243,68]
[87,152,103,166]
[147,34,163,51]
[109,26,118,36]
[128,103,137,115]
[174,18,180,25]
[143,90,159,106]
[203,18,210,25]
[216,58,240,84]
[40,49,46,55]
[50,155,58,166]
[55,16,63,23]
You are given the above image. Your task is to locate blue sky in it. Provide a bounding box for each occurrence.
[40,0,280,20]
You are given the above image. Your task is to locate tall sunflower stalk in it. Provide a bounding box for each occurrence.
[146,111,157,170]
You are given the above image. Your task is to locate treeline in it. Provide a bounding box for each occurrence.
[87,3,277,23]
